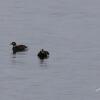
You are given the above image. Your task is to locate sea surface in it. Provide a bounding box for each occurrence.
[0,0,100,100]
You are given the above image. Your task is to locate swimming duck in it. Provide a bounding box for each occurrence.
[37,49,49,59]
[10,42,28,54]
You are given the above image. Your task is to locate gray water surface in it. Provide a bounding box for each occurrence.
[0,0,100,100]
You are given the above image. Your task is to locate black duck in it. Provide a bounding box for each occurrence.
[37,49,49,59]
[10,42,28,54]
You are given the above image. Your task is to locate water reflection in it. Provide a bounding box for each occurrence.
[12,54,16,58]
[38,59,48,68]
[10,52,28,66]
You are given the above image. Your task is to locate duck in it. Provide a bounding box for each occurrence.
[37,49,49,59]
[10,42,28,54]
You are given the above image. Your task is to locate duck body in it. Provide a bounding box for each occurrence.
[11,42,28,54]
[37,49,49,59]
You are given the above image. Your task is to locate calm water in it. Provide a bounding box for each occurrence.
[0,0,100,100]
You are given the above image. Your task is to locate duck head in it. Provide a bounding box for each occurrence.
[10,42,16,47]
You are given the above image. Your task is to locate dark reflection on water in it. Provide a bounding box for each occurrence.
[11,52,28,58]
[11,54,16,58]
[10,52,28,65]
[11,58,26,65]
[38,59,48,68]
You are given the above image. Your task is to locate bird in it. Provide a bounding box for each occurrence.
[37,49,49,59]
[10,42,28,54]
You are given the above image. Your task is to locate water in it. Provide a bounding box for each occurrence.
[0,0,100,100]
